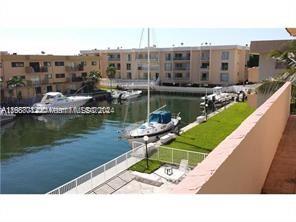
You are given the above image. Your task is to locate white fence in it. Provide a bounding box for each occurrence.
[47,142,208,194]
[47,143,145,194]
[149,146,208,167]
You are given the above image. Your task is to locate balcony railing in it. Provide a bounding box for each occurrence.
[108,57,120,61]
[25,66,48,73]
[173,56,190,60]
[65,65,84,72]
[174,66,190,71]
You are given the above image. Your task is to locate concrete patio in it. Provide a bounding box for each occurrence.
[262,115,296,194]
[89,167,182,194]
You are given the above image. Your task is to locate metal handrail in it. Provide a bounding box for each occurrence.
[47,144,145,194]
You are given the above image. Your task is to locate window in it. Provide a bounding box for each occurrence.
[221,51,229,60]
[47,85,52,92]
[127,54,131,61]
[201,72,209,81]
[165,53,171,61]
[55,61,64,66]
[81,72,87,78]
[44,61,51,67]
[11,62,24,67]
[221,62,228,71]
[35,86,42,94]
[81,61,87,66]
[201,51,210,60]
[175,73,183,78]
[55,73,65,78]
[165,63,172,71]
[0,62,2,68]
[166,73,171,79]
[126,63,131,70]
[116,63,121,70]
[201,62,209,69]
[127,72,132,79]
[20,75,26,80]
[91,61,97,66]
[220,73,229,82]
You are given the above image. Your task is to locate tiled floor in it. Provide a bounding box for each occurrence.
[262,115,296,194]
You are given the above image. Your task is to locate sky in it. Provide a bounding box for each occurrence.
[0,28,293,55]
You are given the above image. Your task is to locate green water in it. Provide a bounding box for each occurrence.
[0,94,201,194]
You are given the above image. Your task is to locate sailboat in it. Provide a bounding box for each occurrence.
[126,28,181,143]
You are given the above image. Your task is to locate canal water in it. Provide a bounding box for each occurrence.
[0,94,201,194]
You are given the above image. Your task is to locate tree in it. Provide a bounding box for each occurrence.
[106,64,116,90]
[258,40,296,112]
[7,76,25,102]
[76,70,101,94]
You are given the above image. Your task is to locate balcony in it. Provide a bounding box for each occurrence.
[108,57,120,61]
[25,66,48,73]
[65,64,84,72]
[173,56,190,61]
[174,66,190,71]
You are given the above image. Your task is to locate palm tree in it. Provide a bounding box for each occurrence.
[258,40,296,112]
[7,76,25,102]
[76,70,101,94]
[106,64,116,90]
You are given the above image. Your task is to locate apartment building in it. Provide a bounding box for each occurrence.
[0,52,100,100]
[248,40,293,82]
[81,45,249,86]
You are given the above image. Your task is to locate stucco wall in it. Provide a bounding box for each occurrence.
[173,82,291,194]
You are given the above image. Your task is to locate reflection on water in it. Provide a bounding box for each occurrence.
[0,94,201,194]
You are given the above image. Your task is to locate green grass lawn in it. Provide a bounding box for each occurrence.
[129,159,163,174]
[167,102,254,153]
[129,102,254,173]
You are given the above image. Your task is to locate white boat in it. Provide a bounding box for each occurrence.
[111,90,142,100]
[32,92,92,113]
[128,111,181,142]
[126,28,181,143]
[200,86,233,107]
[110,90,124,99]
[120,90,142,100]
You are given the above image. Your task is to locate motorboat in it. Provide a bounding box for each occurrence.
[119,90,142,100]
[200,86,233,107]
[111,90,142,100]
[127,110,181,142]
[32,92,92,113]
[110,90,124,99]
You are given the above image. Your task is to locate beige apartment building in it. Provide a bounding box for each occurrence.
[81,45,249,86]
[0,52,100,100]
[248,39,294,83]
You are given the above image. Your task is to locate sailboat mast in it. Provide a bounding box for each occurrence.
[147,28,150,123]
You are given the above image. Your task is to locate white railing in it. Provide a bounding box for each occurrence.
[47,143,208,194]
[149,146,208,167]
[47,142,145,194]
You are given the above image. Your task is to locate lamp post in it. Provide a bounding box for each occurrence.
[143,136,149,169]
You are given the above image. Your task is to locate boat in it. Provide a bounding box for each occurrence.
[125,28,181,143]
[119,90,142,100]
[128,110,181,142]
[200,86,233,107]
[111,90,142,100]
[32,92,92,113]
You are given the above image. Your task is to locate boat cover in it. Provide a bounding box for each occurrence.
[149,111,171,124]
